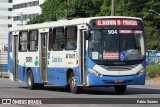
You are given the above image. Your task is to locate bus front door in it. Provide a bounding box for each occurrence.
[39,33,48,84]
[12,35,18,81]
[80,30,87,85]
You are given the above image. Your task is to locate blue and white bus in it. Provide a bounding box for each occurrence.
[8,16,146,94]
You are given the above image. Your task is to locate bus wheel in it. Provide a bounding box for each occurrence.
[37,83,44,89]
[65,85,70,91]
[27,70,36,90]
[69,72,81,94]
[114,85,127,94]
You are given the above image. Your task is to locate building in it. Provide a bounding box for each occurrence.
[0,0,12,44]
[12,0,45,26]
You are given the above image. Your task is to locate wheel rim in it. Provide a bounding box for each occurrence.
[71,76,76,91]
[28,75,31,86]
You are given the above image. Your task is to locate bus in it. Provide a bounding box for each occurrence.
[8,16,146,94]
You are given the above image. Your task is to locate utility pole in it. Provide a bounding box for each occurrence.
[111,0,115,16]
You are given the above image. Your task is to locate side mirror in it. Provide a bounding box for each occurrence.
[84,31,91,40]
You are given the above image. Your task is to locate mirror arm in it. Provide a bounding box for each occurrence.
[86,23,92,30]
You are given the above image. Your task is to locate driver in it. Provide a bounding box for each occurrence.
[120,40,127,52]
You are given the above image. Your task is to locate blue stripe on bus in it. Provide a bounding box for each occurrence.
[17,65,40,83]
[47,66,80,85]
[17,65,80,85]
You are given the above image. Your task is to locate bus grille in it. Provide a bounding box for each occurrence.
[99,64,138,71]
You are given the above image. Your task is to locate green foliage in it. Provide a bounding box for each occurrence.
[146,65,160,78]
[27,0,160,50]
[27,0,69,24]
[97,0,111,16]
[69,0,102,17]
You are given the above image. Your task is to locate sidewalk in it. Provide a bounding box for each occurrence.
[145,77,160,85]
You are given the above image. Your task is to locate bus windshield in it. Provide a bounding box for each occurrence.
[88,29,145,61]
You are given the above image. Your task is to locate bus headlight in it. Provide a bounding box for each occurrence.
[88,68,103,77]
[137,68,145,76]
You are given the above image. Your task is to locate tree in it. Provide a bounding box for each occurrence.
[27,0,102,24]
[98,0,160,50]
[27,0,70,24]
[27,0,160,50]
[69,0,102,17]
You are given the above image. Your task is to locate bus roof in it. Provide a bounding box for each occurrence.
[10,16,142,32]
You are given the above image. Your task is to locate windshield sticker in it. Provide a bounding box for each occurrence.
[92,52,99,59]
[99,54,102,59]
[103,52,119,59]
[120,52,126,60]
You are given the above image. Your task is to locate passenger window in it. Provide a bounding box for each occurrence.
[65,26,77,50]
[52,27,64,51]
[19,31,28,52]
[28,30,38,51]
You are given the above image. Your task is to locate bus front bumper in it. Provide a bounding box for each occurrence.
[87,72,146,86]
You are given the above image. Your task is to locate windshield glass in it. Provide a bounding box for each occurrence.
[89,29,145,61]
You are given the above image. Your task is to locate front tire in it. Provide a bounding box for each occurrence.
[114,85,127,94]
[37,83,44,89]
[27,70,36,90]
[69,72,81,94]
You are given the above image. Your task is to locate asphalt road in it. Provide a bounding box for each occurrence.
[0,78,160,107]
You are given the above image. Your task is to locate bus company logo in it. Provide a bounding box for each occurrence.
[34,56,39,67]
[2,99,11,104]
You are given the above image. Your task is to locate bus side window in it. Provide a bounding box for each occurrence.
[19,31,28,52]
[53,27,64,51]
[28,30,38,51]
[49,28,53,51]
[65,26,77,50]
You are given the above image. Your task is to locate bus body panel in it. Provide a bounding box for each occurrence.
[8,53,14,81]
[47,50,80,85]
[8,16,146,93]
[47,66,80,85]
[86,50,146,86]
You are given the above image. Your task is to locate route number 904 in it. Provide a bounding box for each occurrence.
[108,30,117,34]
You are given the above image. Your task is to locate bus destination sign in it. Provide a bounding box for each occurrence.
[95,19,138,26]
